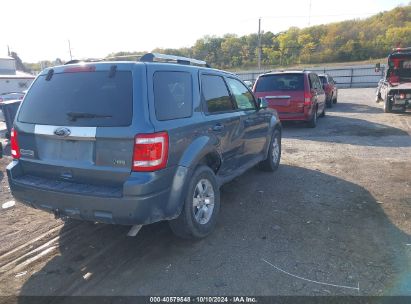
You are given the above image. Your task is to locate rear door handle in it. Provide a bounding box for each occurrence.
[212,123,225,132]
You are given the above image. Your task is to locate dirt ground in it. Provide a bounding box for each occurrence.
[0,88,410,296]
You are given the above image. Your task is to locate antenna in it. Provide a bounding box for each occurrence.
[68,40,73,60]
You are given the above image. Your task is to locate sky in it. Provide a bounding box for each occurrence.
[1,0,408,62]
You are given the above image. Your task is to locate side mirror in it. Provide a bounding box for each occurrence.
[375,63,381,73]
[257,97,268,109]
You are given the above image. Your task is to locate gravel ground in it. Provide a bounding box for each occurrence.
[0,88,410,296]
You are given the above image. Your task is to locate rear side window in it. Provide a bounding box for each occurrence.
[201,75,234,113]
[309,74,321,90]
[226,78,256,110]
[319,76,327,84]
[153,71,192,121]
[18,71,132,127]
[255,74,304,92]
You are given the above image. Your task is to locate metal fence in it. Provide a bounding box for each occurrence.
[236,64,386,89]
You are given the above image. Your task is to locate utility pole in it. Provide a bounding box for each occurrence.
[68,40,73,60]
[7,45,10,56]
[258,18,262,70]
[308,0,312,26]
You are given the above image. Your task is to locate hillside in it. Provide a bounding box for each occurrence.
[110,4,411,70]
[25,4,411,71]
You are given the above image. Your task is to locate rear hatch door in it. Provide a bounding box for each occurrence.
[14,63,150,190]
[254,73,305,113]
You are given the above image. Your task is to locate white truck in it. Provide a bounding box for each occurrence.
[376,47,411,113]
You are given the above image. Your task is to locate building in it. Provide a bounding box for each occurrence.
[0,56,35,94]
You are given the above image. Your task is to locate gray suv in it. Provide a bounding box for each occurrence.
[7,53,282,239]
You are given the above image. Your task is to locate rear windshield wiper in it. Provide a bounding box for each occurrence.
[66,112,112,121]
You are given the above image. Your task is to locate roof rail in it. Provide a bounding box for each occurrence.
[63,53,210,67]
[140,53,209,67]
[105,54,143,60]
[64,54,144,65]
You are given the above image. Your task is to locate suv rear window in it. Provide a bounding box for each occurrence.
[153,71,192,121]
[255,74,304,92]
[18,71,133,127]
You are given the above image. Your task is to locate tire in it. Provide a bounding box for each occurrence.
[259,129,281,172]
[169,166,220,239]
[383,95,392,113]
[307,108,317,128]
[319,104,326,117]
[326,95,333,108]
[333,94,337,104]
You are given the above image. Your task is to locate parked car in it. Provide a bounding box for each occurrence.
[7,53,282,239]
[253,71,326,128]
[318,74,338,107]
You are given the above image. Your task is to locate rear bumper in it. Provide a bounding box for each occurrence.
[278,111,312,121]
[269,104,313,122]
[6,160,190,225]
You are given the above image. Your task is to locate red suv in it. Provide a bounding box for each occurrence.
[253,71,326,128]
[318,74,338,108]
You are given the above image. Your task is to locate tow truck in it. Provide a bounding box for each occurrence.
[376,47,411,113]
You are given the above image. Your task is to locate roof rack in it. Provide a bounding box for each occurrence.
[64,54,144,65]
[63,53,210,67]
[140,53,209,67]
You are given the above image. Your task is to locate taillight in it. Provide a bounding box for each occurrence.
[10,128,21,159]
[399,93,405,99]
[304,91,313,106]
[132,132,169,172]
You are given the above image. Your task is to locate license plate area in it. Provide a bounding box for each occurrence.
[36,137,94,163]
[267,96,291,107]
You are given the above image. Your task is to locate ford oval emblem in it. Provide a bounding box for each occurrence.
[54,127,71,137]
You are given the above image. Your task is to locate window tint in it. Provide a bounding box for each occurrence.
[226,78,256,110]
[309,74,320,89]
[255,74,304,92]
[153,71,192,121]
[314,75,322,89]
[18,71,132,127]
[201,75,234,113]
[319,76,327,84]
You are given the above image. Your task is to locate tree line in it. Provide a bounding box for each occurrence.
[148,4,411,69]
[25,4,411,72]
